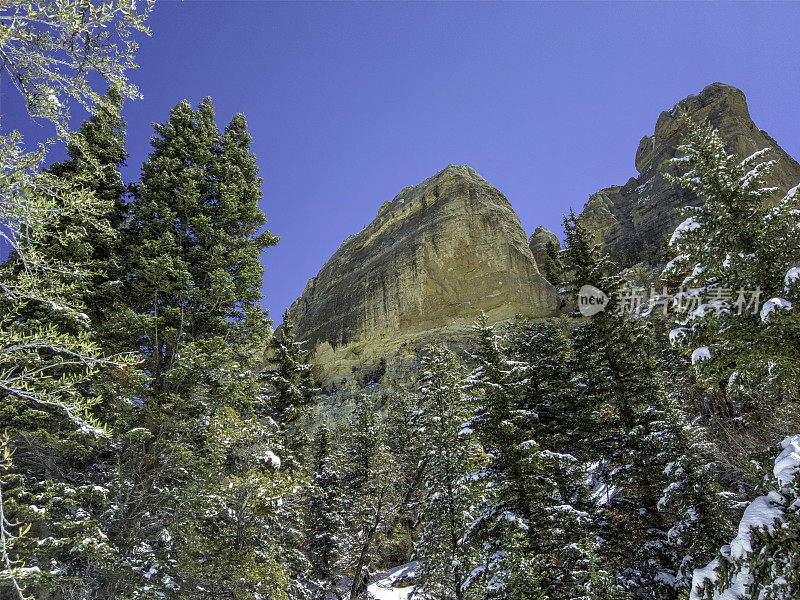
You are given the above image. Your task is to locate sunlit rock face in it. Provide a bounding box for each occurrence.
[579,82,800,264]
[288,164,559,385]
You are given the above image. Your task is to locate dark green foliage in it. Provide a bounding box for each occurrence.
[663,114,800,406]
[103,97,286,598]
[306,423,344,597]
[414,345,482,600]
[543,239,563,287]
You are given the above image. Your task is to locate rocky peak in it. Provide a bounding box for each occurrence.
[528,226,560,271]
[579,82,800,264]
[288,164,559,386]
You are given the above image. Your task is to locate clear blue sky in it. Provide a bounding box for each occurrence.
[4,1,799,323]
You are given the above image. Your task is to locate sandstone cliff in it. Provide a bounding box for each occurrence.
[528,226,560,272]
[288,165,559,385]
[578,82,800,264]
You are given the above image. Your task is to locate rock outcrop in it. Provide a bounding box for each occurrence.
[528,226,560,272]
[578,82,800,264]
[288,165,559,385]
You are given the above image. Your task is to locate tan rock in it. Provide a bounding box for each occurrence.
[528,226,560,272]
[288,164,559,386]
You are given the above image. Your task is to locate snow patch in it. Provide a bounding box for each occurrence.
[669,217,702,246]
[367,562,419,600]
[691,347,711,364]
[774,434,800,487]
[784,267,800,291]
[760,297,793,323]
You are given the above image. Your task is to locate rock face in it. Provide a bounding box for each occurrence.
[578,82,800,264]
[288,165,559,385]
[528,226,560,272]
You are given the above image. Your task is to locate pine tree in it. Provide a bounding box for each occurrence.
[104,98,282,597]
[414,345,482,600]
[262,309,319,461]
[306,423,345,598]
[0,96,136,599]
[339,393,400,600]
[690,435,800,600]
[560,209,733,599]
[662,114,800,404]
[543,238,564,288]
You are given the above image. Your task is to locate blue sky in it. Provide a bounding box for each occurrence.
[4,1,799,322]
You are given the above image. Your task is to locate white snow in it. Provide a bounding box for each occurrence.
[759,297,793,323]
[691,347,711,364]
[669,217,702,246]
[367,562,419,600]
[784,267,800,291]
[728,491,784,560]
[774,434,800,487]
[784,183,799,202]
[669,327,688,345]
[742,147,771,165]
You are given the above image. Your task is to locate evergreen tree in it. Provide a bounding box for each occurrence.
[465,315,608,600]
[262,309,319,461]
[339,393,400,600]
[561,209,734,599]
[414,345,482,600]
[0,97,136,599]
[690,435,800,600]
[105,98,282,597]
[662,114,800,405]
[306,423,345,598]
[542,238,564,288]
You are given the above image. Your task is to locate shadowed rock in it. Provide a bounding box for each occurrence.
[578,82,800,264]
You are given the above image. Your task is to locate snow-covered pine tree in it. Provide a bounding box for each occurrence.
[560,208,736,599]
[690,435,800,600]
[263,309,319,438]
[306,423,345,598]
[504,318,627,600]
[381,389,426,566]
[654,400,740,596]
[177,406,293,599]
[339,393,400,600]
[464,315,611,599]
[413,345,483,600]
[662,114,800,412]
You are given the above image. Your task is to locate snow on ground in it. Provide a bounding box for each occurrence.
[367,562,419,600]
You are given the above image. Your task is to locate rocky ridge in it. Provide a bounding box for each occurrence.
[578,82,800,264]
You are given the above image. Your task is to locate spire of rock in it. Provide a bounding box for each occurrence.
[578,82,800,264]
